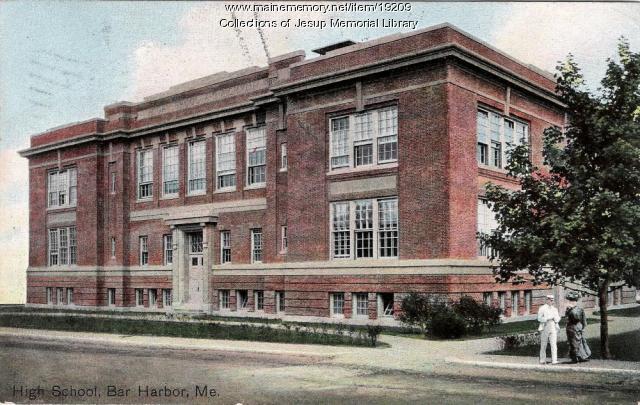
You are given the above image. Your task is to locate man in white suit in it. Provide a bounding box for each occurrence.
[537,295,561,364]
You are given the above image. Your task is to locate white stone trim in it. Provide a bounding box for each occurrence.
[129,198,267,222]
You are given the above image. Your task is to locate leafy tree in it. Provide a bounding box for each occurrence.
[479,39,640,359]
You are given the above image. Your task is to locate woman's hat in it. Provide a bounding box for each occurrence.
[565,291,580,301]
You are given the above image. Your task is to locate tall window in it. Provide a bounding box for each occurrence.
[48,227,77,266]
[353,293,369,317]
[109,163,116,194]
[162,145,179,196]
[331,197,398,260]
[483,292,493,307]
[149,289,157,307]
[46,287,53,305]
[251,229,262,263]
[220,231,231,264]
[246,127,266,186]
[163,289,172,307]
[524,290,532,314]
[353,111,374,167]
[498,292,506,311]
[355,200,374,258]
[276,291,285,313]
[329,106,398,170]
[511,291,519,317]
[477,109,528,169]
[330,293,345,317]
[108,288,116,306]
[331,202,350,258]
[237,290,248,310]
[216,133,236,190]
[163,234,173,265]
[188,140,206,194]
[139,236,149,266]
[137,149,153,199]
[378,199,398,258]
[135,289,144,307]
[48,167,77,208]
[66,288,73,305]
[477,198,498,257]
[280,143,287,170]
[254,290,264,311]
[280,226,288,254]
[111,237,116,258]
[378,293,394,317]
[56,287,64,305]
[219,290,230,310]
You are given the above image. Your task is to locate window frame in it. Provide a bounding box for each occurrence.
[148,289,157,307]
[329,106,398,171]
[219,290,230,310]
[275,291,285,314]
[162,144,180,198]
[330,292,345,318]
[46,287,53,305]
[280,225,288,254]
[139,235,149,266]
[56,287,64,305]
[187,139,207,195]
[477,108,529,170]
[47,167,77,209]
[163,289,172,307]
[66,288,73,305]
[246,127,266,187]
[135,288,144,307]
[220,230,231,264]
[377,293,395,318]
[137,148,154,200]
[353,293,369,318]
[163,234,173,265]
[48,226,77,266]
[251,228,262,264]
[215,132,237,191]
[511,291,519,317]
[477,198,498,258]
[108,288,116,307]
[237,290,249,311]
[280,142,287,171]
[330,197,398,260]
[109,162,117,194]
[110,237,116,259]
[254,290,264,311]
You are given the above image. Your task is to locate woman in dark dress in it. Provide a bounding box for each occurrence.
[565,291,591,363]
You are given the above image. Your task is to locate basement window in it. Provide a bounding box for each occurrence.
[377,293,394,317]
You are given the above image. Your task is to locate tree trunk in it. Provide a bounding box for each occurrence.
[598,279,611,359]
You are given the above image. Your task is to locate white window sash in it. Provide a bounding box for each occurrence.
[330,197,398,260]
[162,145,179,196]
[188,140,206,194]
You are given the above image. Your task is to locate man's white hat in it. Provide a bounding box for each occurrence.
[546,295,555,299]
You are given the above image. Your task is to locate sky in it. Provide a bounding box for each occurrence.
[0,1,639,303]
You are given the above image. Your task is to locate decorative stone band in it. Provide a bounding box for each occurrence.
[27,266,171,277]
[129,198,267,222]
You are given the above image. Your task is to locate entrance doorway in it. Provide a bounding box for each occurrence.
[188,231,204,305]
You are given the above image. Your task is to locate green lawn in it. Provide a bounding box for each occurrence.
[487,328,640,361]
[594,305,640,317]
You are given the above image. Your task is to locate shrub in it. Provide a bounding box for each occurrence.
[399,293,449,335]
[366,324,383,347]
[430,307,467,339]
[496,332,540,350]
[453,295,502,334]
